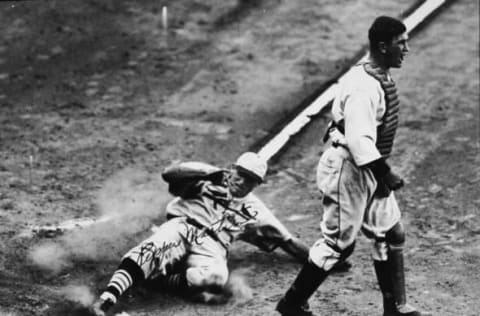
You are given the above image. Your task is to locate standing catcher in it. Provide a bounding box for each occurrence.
[276,16,429,316]
[92,152,309,316]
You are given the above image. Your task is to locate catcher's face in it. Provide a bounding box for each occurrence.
[385,32,409,68]
[227,167,260,198]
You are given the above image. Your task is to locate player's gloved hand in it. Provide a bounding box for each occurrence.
[383,170,404,191]
[375,170,404,198]
[375,177,391,198]
[364,158,403,198]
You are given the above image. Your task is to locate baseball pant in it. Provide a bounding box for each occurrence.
[310,146,401,270]
[123,217,229,289]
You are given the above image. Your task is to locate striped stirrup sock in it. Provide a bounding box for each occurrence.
[104,269,133,302]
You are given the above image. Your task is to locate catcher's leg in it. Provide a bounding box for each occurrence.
[277,148,367,316]
[373,253,397,315]
[276,259,328,316]
[377,222,430,316]
[276,241,356,316]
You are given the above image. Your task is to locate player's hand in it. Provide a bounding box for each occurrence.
[375,178,391,198]
[383,170,404,191]
[375,171,403,198]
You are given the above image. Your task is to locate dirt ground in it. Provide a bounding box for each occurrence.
[0,0,478,316]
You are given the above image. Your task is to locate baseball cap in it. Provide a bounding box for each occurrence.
[234,152,267,183]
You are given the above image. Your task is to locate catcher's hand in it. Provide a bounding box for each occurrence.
[375,170,404,198]
[384,170,404,190]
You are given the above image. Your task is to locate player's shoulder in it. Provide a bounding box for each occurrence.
[339,65,382,100]
[238,193,267,209]
[344,65,380,87]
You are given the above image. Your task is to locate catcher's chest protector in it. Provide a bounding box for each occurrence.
[363,62,400,158]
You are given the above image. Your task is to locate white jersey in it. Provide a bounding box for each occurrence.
[332,63,391,166]
[166,182,293,252]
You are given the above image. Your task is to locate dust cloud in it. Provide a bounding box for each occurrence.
[30,167,173,271]
[0,309,19,316]
[28,242,69,273]
[226,269,253,303]
[60,284,95,306]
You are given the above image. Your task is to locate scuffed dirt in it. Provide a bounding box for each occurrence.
[0,0,478,315]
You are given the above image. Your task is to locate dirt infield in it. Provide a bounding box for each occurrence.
[0,0,478,315]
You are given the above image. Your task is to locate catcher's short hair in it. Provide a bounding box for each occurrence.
[368,16,406,51]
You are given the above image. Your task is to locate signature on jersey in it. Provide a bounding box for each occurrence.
[185,203,259,246]
[134,239,182,272]
[133,204,259,269]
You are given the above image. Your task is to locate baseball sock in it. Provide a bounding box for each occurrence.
[283,260,328,305]
[374,259,396,313]
[388,245,420,315]
[102,258,145,304]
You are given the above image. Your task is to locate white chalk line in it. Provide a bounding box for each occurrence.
[28,0,449,234]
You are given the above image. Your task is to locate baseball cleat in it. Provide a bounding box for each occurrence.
[276,297,315,316]
[91,297,114,316]
[384,303,432,316]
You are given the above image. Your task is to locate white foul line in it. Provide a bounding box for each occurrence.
[257,0,449,162]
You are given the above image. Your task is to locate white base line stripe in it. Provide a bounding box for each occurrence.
[257,0,449,162]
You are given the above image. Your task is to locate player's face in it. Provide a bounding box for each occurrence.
[227,168,260,198]
[386,32,409,68]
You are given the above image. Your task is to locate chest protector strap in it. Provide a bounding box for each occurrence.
[363,62,400,158]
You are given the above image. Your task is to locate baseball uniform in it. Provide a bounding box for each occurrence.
[122,171,293,289]
[309,61,402,269]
